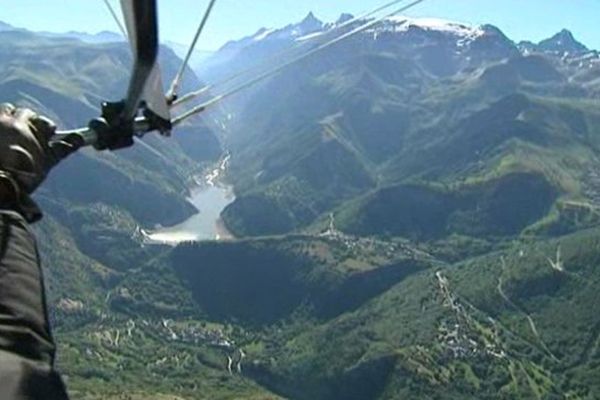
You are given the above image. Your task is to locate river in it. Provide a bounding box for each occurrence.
[142,155,235,245]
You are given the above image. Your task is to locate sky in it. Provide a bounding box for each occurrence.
[0,0,598,51]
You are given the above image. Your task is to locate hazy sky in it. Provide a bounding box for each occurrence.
[0,0,598,51]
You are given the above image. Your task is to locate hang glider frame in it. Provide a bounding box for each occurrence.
[53,0,171,151]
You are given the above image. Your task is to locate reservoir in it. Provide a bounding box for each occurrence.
[143,155,234,245]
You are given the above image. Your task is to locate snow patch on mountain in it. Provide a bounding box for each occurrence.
[292,15,489,45]
[384,16,486,39]
[253,28,277,42]
[248,12,325,43]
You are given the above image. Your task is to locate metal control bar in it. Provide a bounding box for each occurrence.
[53,0,169,152]
[51,117,152,148]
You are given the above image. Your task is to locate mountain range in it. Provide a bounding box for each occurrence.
[0,20,213,67]
[1,11,600,399]
[201,14,600,240]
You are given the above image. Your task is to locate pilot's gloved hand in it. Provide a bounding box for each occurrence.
[0,103,82,222]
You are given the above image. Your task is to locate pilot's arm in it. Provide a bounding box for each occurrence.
[0,103,80,400]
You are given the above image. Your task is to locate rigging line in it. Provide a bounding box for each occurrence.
[167,0,218,101]
[172,0,427,126]
[102,0,128,39]
[134,137,175,166]
[173,0,410,108]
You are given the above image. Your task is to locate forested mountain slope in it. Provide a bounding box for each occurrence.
[202,16,600,241]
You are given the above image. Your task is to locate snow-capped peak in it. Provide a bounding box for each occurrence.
[383,16,486,39]
[249,12,324,43]
[237,14,498,53]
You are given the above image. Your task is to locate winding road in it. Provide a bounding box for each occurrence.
[497,257,559,362]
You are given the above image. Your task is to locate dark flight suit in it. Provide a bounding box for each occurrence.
[0,103,79,399]
[0,210,69,400]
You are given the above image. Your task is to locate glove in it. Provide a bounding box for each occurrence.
[0,103,82,221]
